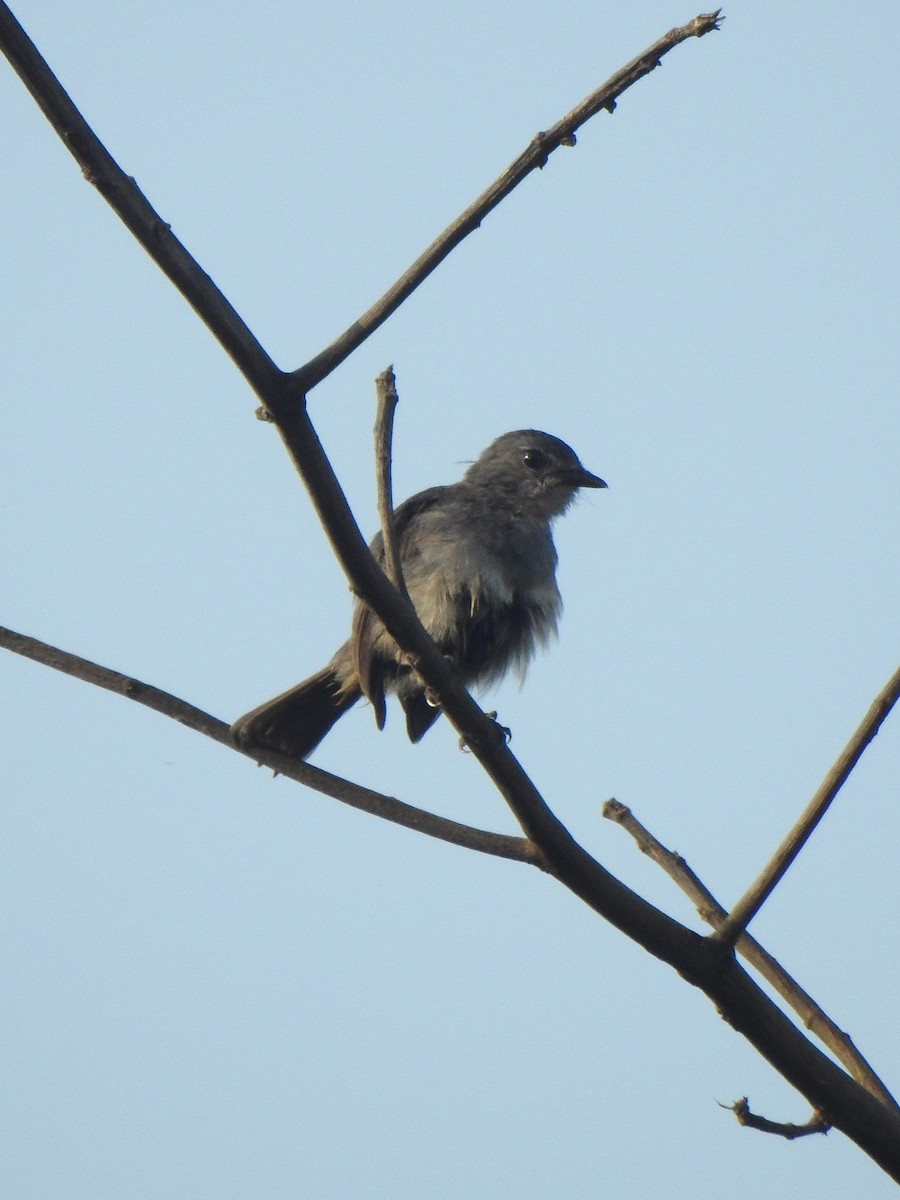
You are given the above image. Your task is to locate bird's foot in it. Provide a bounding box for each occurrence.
[458,712,511,753]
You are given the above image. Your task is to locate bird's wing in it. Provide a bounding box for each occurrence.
[352,485,451,727]
[367,485,451,566]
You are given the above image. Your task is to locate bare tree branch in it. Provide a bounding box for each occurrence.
[0,625,537,865]
[6,9,900,1179]
[603,799,900,1115]
[291,10,723,390]
[0,1,721,963]
[0,4,282,402]
[374,366,408,598]
[0,0,707,969]
[0,3,721,400]
[713,665,900,950]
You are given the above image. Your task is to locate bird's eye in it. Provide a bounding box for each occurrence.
[522,449,546,469]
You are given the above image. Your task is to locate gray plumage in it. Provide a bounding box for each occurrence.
[231,430,606,759]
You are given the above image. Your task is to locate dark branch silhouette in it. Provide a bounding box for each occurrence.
[0,625,535,864]
[604,799,900,1114]
[3,4,900,1181]
[290,11,724,390]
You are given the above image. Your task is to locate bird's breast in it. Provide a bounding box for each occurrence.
[404,514,562,673]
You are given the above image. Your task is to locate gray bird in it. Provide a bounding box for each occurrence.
[231,429,606,759]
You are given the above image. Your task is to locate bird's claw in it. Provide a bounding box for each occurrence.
[458,712,511,753]
[488,711,512,744]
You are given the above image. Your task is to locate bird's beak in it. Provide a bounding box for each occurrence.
[574,467,607,490]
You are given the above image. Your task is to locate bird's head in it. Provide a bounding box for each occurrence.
[464,429,606,519]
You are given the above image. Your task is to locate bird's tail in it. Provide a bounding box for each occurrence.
[230,666,361,760]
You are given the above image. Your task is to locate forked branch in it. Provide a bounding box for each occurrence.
[604,799,900,1115]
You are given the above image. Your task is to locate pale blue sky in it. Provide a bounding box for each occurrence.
[2,2,898,1197]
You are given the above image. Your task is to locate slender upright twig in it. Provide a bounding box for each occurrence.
[713,665,900,950]
[374,366,408,599]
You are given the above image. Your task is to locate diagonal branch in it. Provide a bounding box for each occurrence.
[0,5,284,402]
[603,799,900,1115]
[291,10,723,390]
[0,625,537,865]
[712,665,900,950]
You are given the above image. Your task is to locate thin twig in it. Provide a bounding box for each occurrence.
[374,366,408,598]
[724,1097,830,1140]
[291,11,723,390]
[713,665,900,950]
[0,625,539,865]
[603,799,900,1115]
